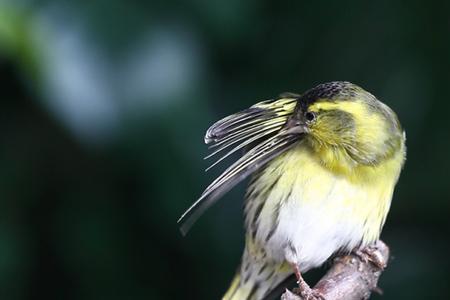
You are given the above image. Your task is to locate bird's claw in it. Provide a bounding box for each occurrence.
[292,280,325,300]
[292,287,325,300]
[354,246,386,269]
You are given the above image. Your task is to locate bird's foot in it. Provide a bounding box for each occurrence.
[292,287,325,300]
[292,282,325,300]
[290,263,325,300]
[354,245,386,269]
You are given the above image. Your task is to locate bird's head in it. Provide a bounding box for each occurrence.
[281,82,405,172]
[178,81,405,234]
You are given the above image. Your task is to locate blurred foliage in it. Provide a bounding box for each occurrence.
[0,0,449,299]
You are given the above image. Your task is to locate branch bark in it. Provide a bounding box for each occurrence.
[281,240,390,300]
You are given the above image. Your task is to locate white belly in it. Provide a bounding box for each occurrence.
[247,144,395,272]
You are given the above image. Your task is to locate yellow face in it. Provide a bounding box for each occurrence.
[294,96,404,174]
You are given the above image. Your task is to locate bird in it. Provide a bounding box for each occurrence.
[178,81,406,300]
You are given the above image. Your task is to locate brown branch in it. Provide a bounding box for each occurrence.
[281,240,390,300]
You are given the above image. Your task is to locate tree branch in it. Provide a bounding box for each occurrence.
[281,240,390,300]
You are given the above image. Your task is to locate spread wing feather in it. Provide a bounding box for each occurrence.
[178,96,299,235]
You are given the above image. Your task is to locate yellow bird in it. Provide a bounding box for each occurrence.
[178,82,406,300]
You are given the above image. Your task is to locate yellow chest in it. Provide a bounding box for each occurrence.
[244,142,403,269]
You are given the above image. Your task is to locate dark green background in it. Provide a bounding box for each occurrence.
[0,0,449,299]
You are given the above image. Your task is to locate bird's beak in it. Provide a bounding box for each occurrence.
[280,117,308,136]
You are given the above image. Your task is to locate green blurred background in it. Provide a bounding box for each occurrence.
[0,0,449,299]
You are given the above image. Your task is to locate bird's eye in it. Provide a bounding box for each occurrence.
[305,111,316,122]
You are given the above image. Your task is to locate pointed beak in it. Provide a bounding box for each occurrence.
[280,117,308,136]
